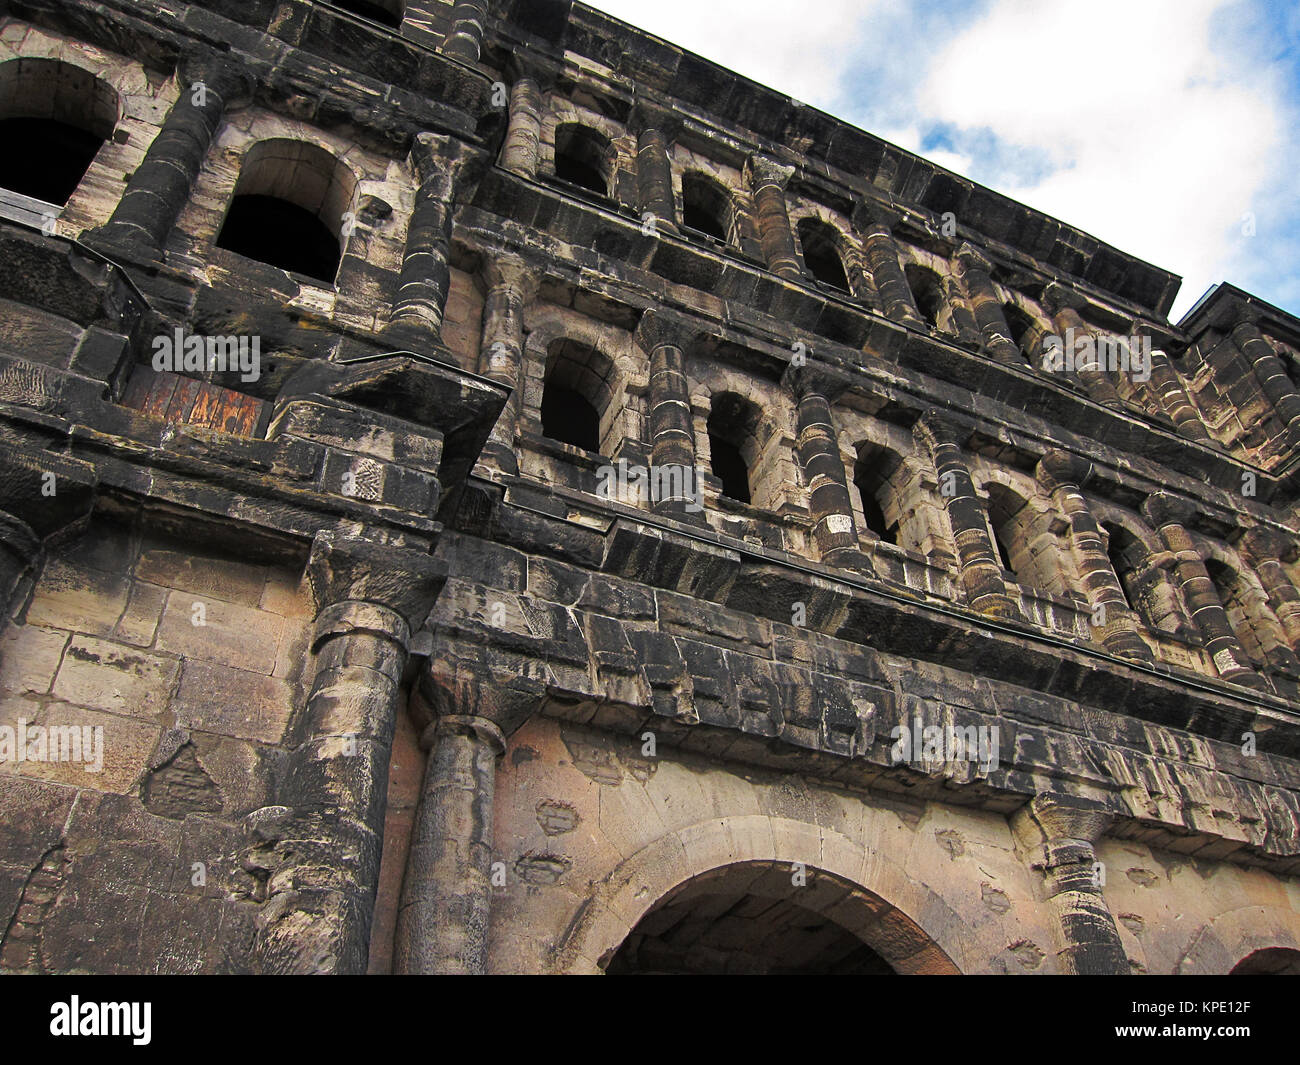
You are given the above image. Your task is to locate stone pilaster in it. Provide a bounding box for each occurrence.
[1013,794,1129,975]
[256,534,445,974]
[1146,349,1211,442]
[635,310,702,521]
[1241,527,1300,653]
[87,53,251,256]
[633,109,679,234]
[913,413,1021,619]
[786,365,866,568]
[1142,494,1266,690]
[744,155,801,280]
[953,243,1022,364]
[395,643,545,974]
[386,134,485,337]
[477,254,540,475]
[1036,450,1152,661]
[500,73,543,178]
[1232,321,1300,441]
[441,0,489,63]
[1042,283,1124,409]
[859,222,924,327]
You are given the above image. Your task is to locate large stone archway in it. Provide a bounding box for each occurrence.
[554,814,963,975]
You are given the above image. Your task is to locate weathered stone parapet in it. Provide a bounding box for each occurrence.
[441,0,489,63]
[1232,321,1300,441]
[1036,450,1152,661]
[745,155,801,280]
[635,310,702,521]
[859,222,924,326]
[88,53,252,256]
[1013,793,1129,975]
[256,533,445,974]
[1241,527,1300,653]
[913,413,1021,619]
[1042,283,1124,409]
[477,254,540,474]
[953,243,1022,364]
[387,133,486,336]
[1142,493,1266,690]
[785,365,866,567]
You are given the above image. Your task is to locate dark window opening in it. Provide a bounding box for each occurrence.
[1003,302,1036,357]
[856,482,895,544]
[905,265,945,327]
[541,383,601,453]
[217,194,341,283]
[0,117,103,205]
[331,0,402,27]
[993,530,1015,575]
[1103,523,1137,613]
[681,174,731,243]
[554,125,610,196]
[709,434,750,504]
[798,219,850,293]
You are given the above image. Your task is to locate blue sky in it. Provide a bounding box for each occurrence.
[587,0,1300,322]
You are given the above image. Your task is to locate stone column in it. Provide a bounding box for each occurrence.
[1141,494,1266,690]
[1042,283,1123,409]
[633,110,679,235]
[88,53,250,256]
[386,134,484,337]
[500,72,543,178]
[859,222,924,327]
[395,643,544,974]
[787,365,866,568]
[1241,527,1300,652]
[441,0,488,63]
[941,272,982,347]
[1013,794,1129,976]
[953,243,1022,364]
[745,155,801,280]
[477,254,540,475]
[394,713,504,974]
[914,413,1021,619]
[1036,450,1152,661]
[635,311,702,521]
[1147,350,1211,442]
[257,534,445,974]
[1233,322,1300,440]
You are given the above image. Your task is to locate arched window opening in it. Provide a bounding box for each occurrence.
[553,124,611,196]
[985,483,1031,585]
[217,140,356,284]
[1102,522,1140,616]
[331,0,402,28]
[0,59,117,207]
[541,338,613,455]
[798,219,850,293]
[1206,558,1268,669]
[1003,303,1037,358]
[707,392,761,505]
[1231,948,1300,975]
[681,172,732,244]
[853,446,903,546]
[905,264,945,328]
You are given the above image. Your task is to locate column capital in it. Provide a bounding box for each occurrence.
[1241,525,1297,565]
[305,532,447,633]
[418,713,506,755]
[176,49,255,106]
[912,409,967,450]
[505,52,558,90]
[952,241,995,274]
[1042,280,1088,316]
[635,308,698,355]
[414,636,548,739]
[482,252,540,300]
[409,132,488,193]
[1013,791,1115,850]
[1141,492,1195,531]
[1035,449,1094,493]
[629,99,682,142]
[745,154,795,191]
[782,360,847,403]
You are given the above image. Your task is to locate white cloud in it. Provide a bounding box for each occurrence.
[583,0,879,109]
[914,0,1283,317]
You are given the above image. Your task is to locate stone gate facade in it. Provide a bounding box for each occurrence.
[1,0,1299,975]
